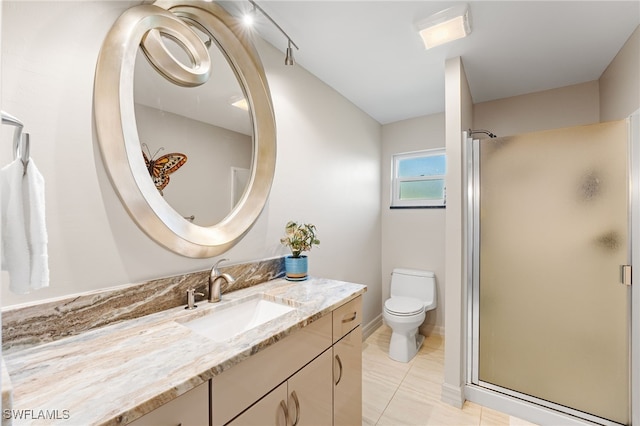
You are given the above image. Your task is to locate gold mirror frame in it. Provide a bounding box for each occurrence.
[94,1,276,258]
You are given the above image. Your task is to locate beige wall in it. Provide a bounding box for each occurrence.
[380,113,446,335]
[0,1,383,331]
[600,25,640,121]
[474,81,600,137]
[474,24,640,136]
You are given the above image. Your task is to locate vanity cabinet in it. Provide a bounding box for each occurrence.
[212,295,363,426]
[332,297,363,426]
[288,349,333,425]
[229,349,333,426]
[212,313,333,425]
[127,381,208,426]
[333,326,362,426]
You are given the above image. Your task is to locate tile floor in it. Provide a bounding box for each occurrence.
[362,325,538,426]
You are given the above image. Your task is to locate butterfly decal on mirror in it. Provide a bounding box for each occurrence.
[141,143,187,196]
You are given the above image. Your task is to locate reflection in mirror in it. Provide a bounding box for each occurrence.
[134,26,252,226]
[94,3,276,258]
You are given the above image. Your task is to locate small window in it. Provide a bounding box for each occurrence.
[391,149,446,208]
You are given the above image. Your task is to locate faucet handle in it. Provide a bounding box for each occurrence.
[185,288,205,310]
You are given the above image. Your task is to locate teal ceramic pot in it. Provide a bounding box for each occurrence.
[285,255,308,281]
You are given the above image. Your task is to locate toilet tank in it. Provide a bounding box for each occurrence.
[390,268,436,309]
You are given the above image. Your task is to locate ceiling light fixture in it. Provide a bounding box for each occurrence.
[247,0,299,66]
[284,40,295,66]
[416,3,471,49]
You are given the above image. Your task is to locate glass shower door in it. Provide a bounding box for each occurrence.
[473,120,630,425]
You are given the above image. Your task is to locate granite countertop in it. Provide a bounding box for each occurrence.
[2,277,366,425]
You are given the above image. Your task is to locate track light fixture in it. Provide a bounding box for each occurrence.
[246,0,299,66]
[284,40,295,66]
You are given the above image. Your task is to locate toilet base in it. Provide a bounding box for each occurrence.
[388,330,425,363]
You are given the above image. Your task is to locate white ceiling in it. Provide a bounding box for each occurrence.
[220,1,640,124]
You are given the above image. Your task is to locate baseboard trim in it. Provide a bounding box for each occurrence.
[441,382,465,409]
[362,314,383,341]
[425,324,445,337]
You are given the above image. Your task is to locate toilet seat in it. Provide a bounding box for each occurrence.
[384,296,424,316]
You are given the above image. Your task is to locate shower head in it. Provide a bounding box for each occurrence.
[468,129,497,138]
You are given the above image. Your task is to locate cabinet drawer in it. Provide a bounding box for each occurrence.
[212,313,332,425]
[332,296,362,343]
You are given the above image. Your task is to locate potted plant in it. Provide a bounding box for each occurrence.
[280,221,320,281]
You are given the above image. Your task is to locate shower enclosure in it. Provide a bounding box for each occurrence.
[467,120,632,425]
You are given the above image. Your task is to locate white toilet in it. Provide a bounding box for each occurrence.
[383,268,437,362]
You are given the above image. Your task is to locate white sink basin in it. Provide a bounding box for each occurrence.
[180,297,296,343]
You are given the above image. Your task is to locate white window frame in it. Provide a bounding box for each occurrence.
[391,148,446,208]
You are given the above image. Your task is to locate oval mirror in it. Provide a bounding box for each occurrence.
[94,1,276,257]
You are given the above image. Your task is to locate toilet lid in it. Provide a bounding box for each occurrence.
[384,297,424,316]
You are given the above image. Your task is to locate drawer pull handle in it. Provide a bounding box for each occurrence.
[279,400,289,425]
[341,312,357,323]
[290,390,300,426]
[334,354,343,386]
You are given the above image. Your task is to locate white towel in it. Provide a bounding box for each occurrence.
[1,158,49,294]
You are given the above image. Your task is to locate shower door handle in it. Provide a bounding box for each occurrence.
[621,265,632,286]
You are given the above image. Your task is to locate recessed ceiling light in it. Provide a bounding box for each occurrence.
[416,4,471,49]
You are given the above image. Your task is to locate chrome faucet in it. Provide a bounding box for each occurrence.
[208,258,236,303]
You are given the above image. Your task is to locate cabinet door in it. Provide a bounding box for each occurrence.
[287,349,333,426]
[333,325,362,426]
[212,314,332,425]
[127,382,208,426]
[228,382,288,426]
